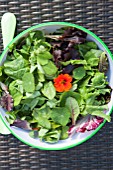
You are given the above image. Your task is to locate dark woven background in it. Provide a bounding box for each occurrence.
[0,0,113,170]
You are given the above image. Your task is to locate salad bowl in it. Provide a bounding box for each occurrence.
[0,22,113,150]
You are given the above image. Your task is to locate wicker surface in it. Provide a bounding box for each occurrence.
[0,0,113,170]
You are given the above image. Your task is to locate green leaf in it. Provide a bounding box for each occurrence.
[60,126,69,140]
[42,61,58,78]
[33,30,45,40]
[91,72,105,88]
[73,66,86,80]
[46,98,59,108]
[32,105,51,120]
[86,104,108,113]
[71,83,77,91]
[35,82,43,90]
[91,111,111,122]
[84,49,102,66]
[61,59,87,66]
[22,72,35,93]
[38,128,49,139]
[50,107,71,126]
[29,131,38,138]
[9,80,23,106]
[65,97,80,124]
[42,81,56,100]
[21,97,39,110]
[60,91,81,106]
[4,56,29,80]
[85,92,99,105]
[51,122,61,129]
[77,41,97,56]
[37,116,51,129]
[42,130,61,143]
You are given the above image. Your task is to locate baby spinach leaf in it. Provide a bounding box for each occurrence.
[50,107,71,126]
[65,97,80,124]
[32,105,51,120]
[73,66,86,80]
[22,73,35,93]
[42,81,56,100]
[37,116,51,129]
[46,98,59,108]
[42,61,58,78]
[4,56,29,79]
[4,56,28,70]
[21,97,40,110]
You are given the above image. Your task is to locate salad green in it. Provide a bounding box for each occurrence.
[0,27,111,143]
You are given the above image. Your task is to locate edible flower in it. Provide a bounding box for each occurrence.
[54,74,72,92]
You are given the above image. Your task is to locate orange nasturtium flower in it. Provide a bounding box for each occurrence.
[54,74,72,92]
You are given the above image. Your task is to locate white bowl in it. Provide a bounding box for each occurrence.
[0,22,113,150]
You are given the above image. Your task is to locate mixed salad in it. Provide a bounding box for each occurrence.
[0,26,111,143]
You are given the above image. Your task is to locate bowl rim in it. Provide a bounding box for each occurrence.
[0,21,113,150]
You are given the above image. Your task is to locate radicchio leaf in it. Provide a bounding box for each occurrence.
[11,119,32,130]
[68,115,103,137]
[0,82,13,111]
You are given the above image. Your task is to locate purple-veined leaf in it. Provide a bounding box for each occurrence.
[0,82,13,111]
[11,119,32,130]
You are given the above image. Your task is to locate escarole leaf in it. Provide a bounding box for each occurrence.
[42,81,56,100]
[61,59,87,66]
[65,97,80,125]
[22,72,35,93]
[84,49,103,66]
[91,111,111,122]
[91,72,106,88]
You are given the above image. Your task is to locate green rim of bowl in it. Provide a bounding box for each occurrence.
[0,21,113,150]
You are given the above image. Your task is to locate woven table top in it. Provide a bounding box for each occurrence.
[0,0,113,170]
